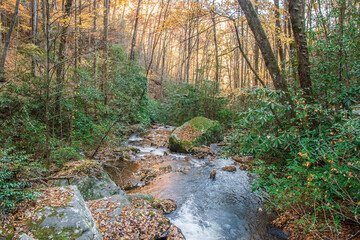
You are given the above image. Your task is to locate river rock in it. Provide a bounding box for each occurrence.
[210,170,216,179]
[222,166,236,172]
[159,165,172,172]
[27,186,102,240]
[52,171,122,201]
[209,144,222,155]
[169,116,223,153]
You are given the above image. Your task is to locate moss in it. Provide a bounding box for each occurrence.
[27,216,83,240]
[1,223,15,239]
[188,116,214,132]
[169,117,223,153]
[29,225,83,240]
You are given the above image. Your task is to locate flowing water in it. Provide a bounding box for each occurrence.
[109,125,283,240]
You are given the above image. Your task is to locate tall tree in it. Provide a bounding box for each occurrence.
[288,0,312,98]
[130,0,142,60]
[211,8,219,87]
[237,0,288,93]
[0,0,21,82]
[55,0,73,138]
[103,0,109,104]
[31,0,38,76]
[274,0,285,70]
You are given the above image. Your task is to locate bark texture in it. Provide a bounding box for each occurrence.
[288,0,312,97]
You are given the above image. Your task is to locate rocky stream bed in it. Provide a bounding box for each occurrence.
[98,124,288,240]
[0,123,288,240]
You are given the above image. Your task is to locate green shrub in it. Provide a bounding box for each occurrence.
[0,149,41,214]
[227,87,360,233]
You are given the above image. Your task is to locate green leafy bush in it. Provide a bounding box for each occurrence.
[0,149,41,214]
[228,87,360,233]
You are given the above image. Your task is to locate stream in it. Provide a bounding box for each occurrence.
[107,125,283,240]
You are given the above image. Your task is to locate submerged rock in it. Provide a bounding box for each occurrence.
[222,166,236,172]
[169,116,223,153]
[27,186,102,240]
[210,170,216,179]
[209,144,222,155]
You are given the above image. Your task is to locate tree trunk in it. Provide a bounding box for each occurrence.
[55,0,73,138]
[92,0,97,79]
[0,0,21,82]
[43,0,51,167]
[237,0,288,93]
[288,0,312,98]
[31,0,38,76]
[103,0,109,104]
[211,13,219,89]
[274,0,285,71]
[129,0,142,60]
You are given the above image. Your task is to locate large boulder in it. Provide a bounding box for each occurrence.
[169,116,223,153]
[27,186,102,240]
[52,171,122,201]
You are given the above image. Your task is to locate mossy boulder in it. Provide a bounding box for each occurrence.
[52,171,122,201]
[169,116,223,153]
[27,186,102,240]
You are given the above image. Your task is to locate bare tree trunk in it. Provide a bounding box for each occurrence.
[160,31,168,98]
[234,40,240,89]
[129,0,142,60]
[55,0,73,139]
[237,0,289,95]
[31,0,38,76]
[240,19,244,88]
[274,0,285,70]
[43,0,51,167]
[211,13,219,89]
[252,0,259,86]
[92,0,98,79]
[288,0,312,98]
[233,21,265,87]
[0,0,21,82]
[103,0,109,104]
[146,0,170,77]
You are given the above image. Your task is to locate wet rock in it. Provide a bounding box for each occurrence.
[169,116,223,153]
[222,166,236,172]
[184,156,190,161]
[159,165,172,172]
[141,169,160,184]
[150,199,177,214]
[27,186,102,240]
[209,144,222,155]
[151,142,157,147]
[210,170,216,180]
[232,155,254,163]
[128,193,154,202]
